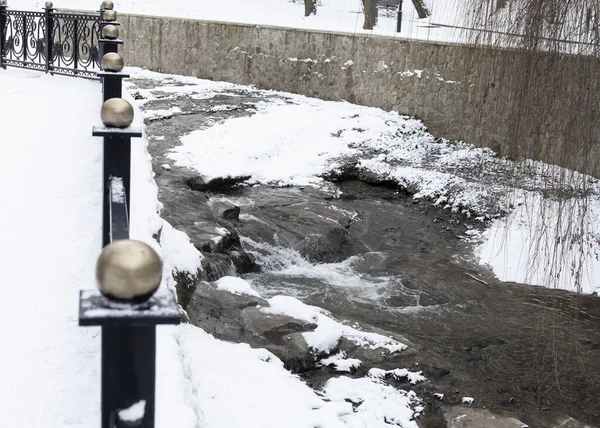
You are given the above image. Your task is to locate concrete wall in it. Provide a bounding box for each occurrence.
[118,14,600,177]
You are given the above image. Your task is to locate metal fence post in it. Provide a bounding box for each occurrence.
[100,23,122,57]
[397,0,403,33]
[20,13,25,61]
[0,0,6,69]
[95,83,137,249]
[44,1,53,73]
[79,241,180,428]
[73,17,79,73]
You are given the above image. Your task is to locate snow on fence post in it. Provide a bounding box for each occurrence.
[0,0,7,69]
[78,7,181,427]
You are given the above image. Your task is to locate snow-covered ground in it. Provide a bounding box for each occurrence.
[0,67,427,427]
[0,69,102,428]
[11,0,473,43]
[133,68,600,295]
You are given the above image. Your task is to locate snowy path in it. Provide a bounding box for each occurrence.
[0,70,102,426]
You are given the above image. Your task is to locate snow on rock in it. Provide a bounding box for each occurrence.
[153,67,511,217]
[175,324,352,428]
[169,100,360,187]
[141,106,182,120]
[369,367,426,385]
[214,276,261,297]
[263,295,407,354]
[322,375,422,428]
[320,351,362,372]
[156,221,203,276]
[462,396,474,406]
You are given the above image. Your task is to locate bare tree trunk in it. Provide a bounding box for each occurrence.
[410,0,430,19]
[304,0,317,16]
[362,0,378,30]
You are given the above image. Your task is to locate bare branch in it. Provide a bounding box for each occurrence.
[410,0,431,19]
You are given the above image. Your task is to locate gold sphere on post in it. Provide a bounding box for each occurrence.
[96,240,163,302]
[44,1,53,8]
[103,9,117,21]
[101,52,124,72]
[101,0,113,10]
[102,24,119,39]
[101,98,134,128]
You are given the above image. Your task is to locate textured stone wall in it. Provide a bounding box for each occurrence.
[118,13,600,177]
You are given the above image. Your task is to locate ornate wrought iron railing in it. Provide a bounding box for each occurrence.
[0,3,101,78]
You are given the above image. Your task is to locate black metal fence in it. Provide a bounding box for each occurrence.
[0,2,101,78]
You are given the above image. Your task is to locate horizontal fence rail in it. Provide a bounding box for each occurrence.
[0,4,101,78]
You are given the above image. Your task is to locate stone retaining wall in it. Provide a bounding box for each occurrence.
[118,13,600,177]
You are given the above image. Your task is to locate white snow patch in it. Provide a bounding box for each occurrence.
[215,227,229,236]
[110,176,125,203]
[168,100,360,186]
[174,324,352,427]
[322,375,421,428]
[210,235,223,245]
[0,68,102,427]
[210,104,238,112]
[119,400,146,422]
[214,276,261,297]
[263,295,406,354]
[320,352,362,372]
[369,367,426,385]
[158,221,203,275]
[477,194,600,294]
[142,106,182,120]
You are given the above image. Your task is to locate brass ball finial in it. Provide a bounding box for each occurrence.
[102,24,119,39]
[96,240,162,302]
[101,0,113,10]
[103,9,117,21]
[101,52,124,72]
[101,98,134,128]
[44,1,53,8]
